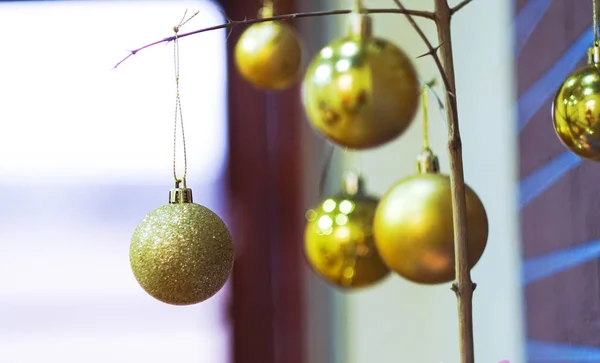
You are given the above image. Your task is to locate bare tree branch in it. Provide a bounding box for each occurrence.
[391,0,452,94]
[450,0,474,15]
[113,7,435,69]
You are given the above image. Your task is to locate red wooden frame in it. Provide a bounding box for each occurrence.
[219,1,306,363]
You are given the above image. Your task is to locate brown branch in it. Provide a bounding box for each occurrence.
[394,1,476,363]
[434,1,475,363]
[113,8,435,69]
[391,0,452,95]
[450,0,474,15]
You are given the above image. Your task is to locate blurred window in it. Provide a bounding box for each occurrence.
[0,1,231,362]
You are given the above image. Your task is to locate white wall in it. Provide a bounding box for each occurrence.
[300,2,350,363]
[311,1,525,362]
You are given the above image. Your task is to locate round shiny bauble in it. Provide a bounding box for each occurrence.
[130,203,234,305]
[373,173,488,284]
[234,21,302,90]
[304,193,390,288]
[553,64,600,160]
[302,36,420,149]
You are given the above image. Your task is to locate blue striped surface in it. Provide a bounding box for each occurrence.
[519,151,582,208]
[517,27,592,131]
[523,239,600,285]
[528,340,600,361]
[514,0,553,56]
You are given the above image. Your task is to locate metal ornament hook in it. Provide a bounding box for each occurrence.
[170,178,193,204]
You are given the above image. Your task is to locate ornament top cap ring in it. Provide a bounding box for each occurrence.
[258,4,274,19]
[169,178,193,204]
[347,3,372,38]
[416,148,440,174]
[589,45,600,66]
[341,170,366,196]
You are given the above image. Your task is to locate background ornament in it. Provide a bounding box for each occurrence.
[301,3,420,149]
[305,171,390,288]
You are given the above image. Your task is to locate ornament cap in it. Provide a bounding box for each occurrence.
[258,5,274,19]
[169,178,193,204]
[589,45,600,66]
[416,148,440,174]
[341,170,366,196]
[347,7,372,39]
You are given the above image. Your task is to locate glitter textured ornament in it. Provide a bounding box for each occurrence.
[130,181,234,305]
[553,45,600,160]
[234,5,302,90]
[302,8,420,149]
[373,150,488,285]
[304,171,390,288]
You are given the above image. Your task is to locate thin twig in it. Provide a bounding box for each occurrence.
[391,0,453,95]
[113,8,435,69]
[450,0,474,15]
[416,41,444,59]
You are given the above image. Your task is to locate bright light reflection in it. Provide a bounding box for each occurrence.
[340,42,358,56]
[336,214,349,225]
[323,199,336,213]
[320,47,334,59]
[315,64,332,83]
[318,215,333,230]
[336,59,351,72]
[339,200,354,214]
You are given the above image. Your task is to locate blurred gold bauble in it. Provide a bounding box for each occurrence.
[130,183,234,305]
[304,172,390,288]
[302,13,420,149]
[234,7,302,90]
[553,46,600,160]
[373,160,488,285]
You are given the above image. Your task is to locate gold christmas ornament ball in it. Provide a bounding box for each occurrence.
[130,202,234,305]
[304,173,390,288]
[553,60,600,160]
[302,35,420,149]
[234,20,302,90]
[373,173,488,285]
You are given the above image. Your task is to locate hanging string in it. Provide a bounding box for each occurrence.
[422,85,429,149]
[349,149,362,177]
[261,0,275,17]
[594,0,599,45]
[418,76,446,125]
[354,0,364,12]
[172,10,198,184]
[318,146,335,199]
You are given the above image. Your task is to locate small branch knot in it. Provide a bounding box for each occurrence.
[451,283,459,294]
[448,137,462,152]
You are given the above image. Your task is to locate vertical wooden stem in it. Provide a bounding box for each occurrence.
[434,1,475,363]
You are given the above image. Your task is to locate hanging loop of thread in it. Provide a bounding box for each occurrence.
[261,0,275,17]
[594,0,599,45]
[420,79,438,150]
[354,0,364,12]
[422,85,429,149]
[318,146,335,199]
[172,10,199,184]
[263,0,274,10]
